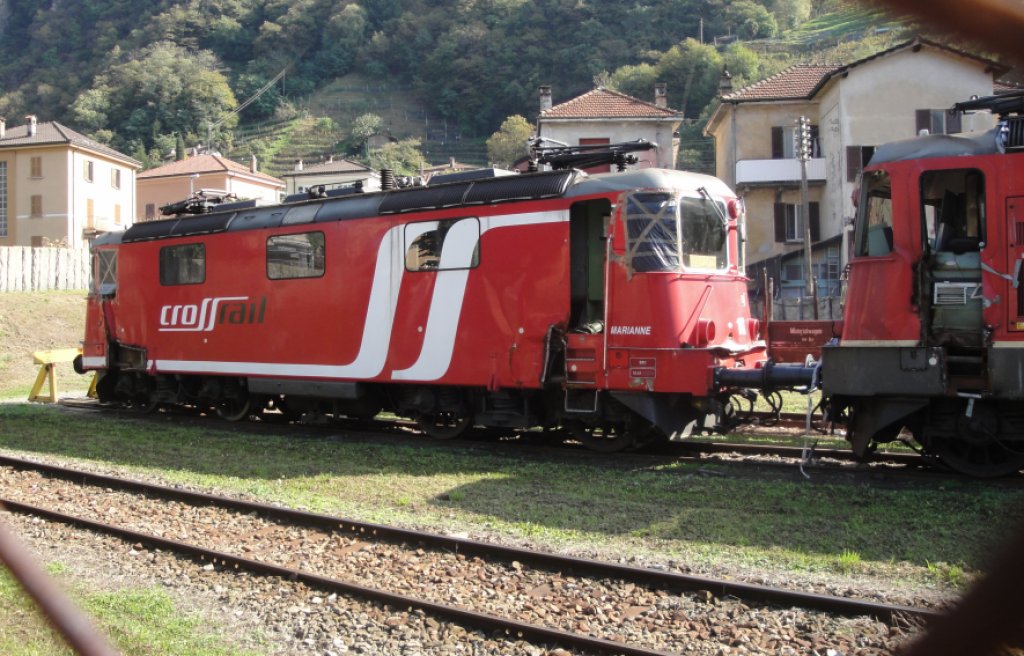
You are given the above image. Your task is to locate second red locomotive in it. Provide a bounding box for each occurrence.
[823,91,1024,476]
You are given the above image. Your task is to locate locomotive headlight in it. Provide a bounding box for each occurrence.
[689,319,716,347]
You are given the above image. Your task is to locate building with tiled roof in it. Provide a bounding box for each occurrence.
[704,37,1007,308]
[721,64,840,102]
[137,153,284,220]
[0,115,140,247]
[537,85,683,170]
[279,156,378,196]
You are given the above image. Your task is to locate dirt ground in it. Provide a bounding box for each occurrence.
[0,291,90,397]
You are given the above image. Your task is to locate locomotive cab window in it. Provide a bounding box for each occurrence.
[854,170,893,257]
[159,243,205,285]
[681,196,728,270]
[920,169,985,254]
[267,232,325,279]
[92,249,117,296]
[624,192,727,273]
[405,218,480,272]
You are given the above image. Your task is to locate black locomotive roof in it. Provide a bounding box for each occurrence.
[122,169,577,243]
[868,128,1001,166]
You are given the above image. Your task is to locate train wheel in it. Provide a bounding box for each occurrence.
[930,436,1024,478]
[567,420,636,453]
[216,396,252,422]
[416,412,472,439]
[927,403,1024,477]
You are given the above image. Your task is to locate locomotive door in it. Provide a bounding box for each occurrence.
[565,199,611,389]
[1006,196,1024,331]
[569,199,611,330]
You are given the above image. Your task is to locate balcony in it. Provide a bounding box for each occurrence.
[736,158,826,186]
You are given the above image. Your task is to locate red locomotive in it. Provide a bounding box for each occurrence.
[823,90,1024,477]
[79,143,775,451]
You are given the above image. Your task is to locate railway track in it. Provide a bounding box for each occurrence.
[0,454,931,654]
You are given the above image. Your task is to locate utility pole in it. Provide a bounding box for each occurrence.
[796,116,818,319]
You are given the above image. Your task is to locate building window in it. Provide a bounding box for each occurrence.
[846,145,876,182]
[83,160,94,182]
[0,162,6,237]
[916,109,961,136]
[405,218,480,271]
[30,156,42,179]
[267,232,325,279]
[114,204,121,225]
[772,125,820,159]
[111,169,121,189]
[160,243,206,285]
[774,202,820,244]
[86,199,94,228]
[145,203,156,220]
[30,195,42,218]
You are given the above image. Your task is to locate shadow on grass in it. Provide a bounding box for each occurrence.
[1,403,1020,569]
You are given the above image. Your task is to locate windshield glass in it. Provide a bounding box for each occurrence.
[680,196,727,270]
[624,191,728,273]
[854,170,893,257]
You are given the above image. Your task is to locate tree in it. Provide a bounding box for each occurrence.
[70,42,237,154]
[370,138,425,176]
[347,113,385,158]
[724,0,778,39]
[607,63,659,102]
[486,115,534,168]
[653,39,724,119]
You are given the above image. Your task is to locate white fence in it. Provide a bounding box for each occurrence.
[0,247,90,292]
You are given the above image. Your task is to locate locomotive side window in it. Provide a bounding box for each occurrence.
[920,169,985,253]
[854,170,893,257]
[624,192,681,273]
[405,218,480,272]
[159,243,205,285]
[267,232,325,279]
[680,196,728,270]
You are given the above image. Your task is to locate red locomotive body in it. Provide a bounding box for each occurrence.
[82,163,766,450]
[823,91,1024,476]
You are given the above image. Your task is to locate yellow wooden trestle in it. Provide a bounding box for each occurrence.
[28,348,96,403]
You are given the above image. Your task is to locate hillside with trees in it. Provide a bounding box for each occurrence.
[0,0,928,174]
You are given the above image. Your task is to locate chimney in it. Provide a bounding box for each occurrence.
[25,114,37,136]
[654,83,667,108]
[718,68,733,97]
[250,154,257,173]
[0,117,5,139]
[539,85,553,113]
[295,159,304,171]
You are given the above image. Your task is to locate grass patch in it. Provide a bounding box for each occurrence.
[3,403,1023,593]
[0,291,92,399]
[0,568,258,655]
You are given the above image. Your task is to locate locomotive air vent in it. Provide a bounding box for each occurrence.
[933,281,979,305]
[1001,116,1024,151]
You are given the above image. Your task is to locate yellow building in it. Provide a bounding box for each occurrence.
[0,115,139,247]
